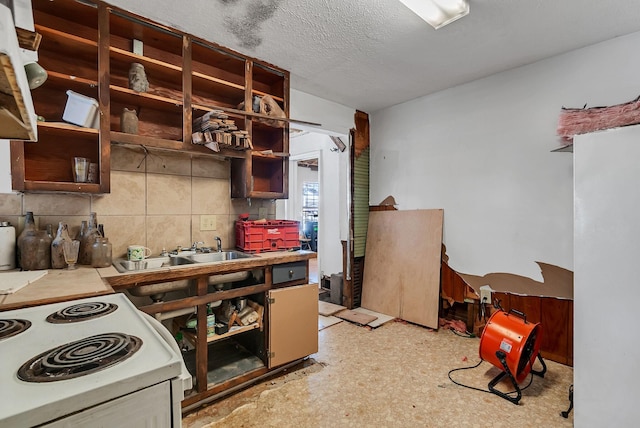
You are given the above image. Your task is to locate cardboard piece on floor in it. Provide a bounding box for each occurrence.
[334,309,377,326]
[318,300,346,316]
[318,315,342,331]
[361,209,443,329]
[351,307,395,328]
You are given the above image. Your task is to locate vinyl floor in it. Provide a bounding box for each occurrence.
[183,319,574,428]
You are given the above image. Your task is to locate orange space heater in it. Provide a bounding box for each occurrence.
[479,308,547,404]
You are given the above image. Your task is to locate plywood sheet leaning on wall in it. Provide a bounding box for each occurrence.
[361,209,443,329]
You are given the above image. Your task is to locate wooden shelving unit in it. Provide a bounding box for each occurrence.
[11,0,290,198]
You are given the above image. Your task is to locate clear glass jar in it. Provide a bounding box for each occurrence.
[20,230,51,270]
[91,237,112,268]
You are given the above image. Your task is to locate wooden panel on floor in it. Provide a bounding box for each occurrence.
[334,309,377,326]
[319,315,342,331]
[352,307,395,328]
[318,300,346,317]
[361,209,443,329]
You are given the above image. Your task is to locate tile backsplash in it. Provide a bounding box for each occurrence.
[0,145,275,259]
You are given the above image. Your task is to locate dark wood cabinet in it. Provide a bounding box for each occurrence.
[11,0,289,199]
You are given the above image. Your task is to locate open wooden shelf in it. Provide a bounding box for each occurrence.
[39,121,99,137]
[14,0,290,198]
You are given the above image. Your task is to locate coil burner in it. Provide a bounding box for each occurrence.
[46,302,118,323]
[0,319,31,340]
[18,332,142,382]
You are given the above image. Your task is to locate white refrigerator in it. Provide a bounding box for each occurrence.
[574,124,640,427]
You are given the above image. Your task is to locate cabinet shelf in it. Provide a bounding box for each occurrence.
[252,151,289,160]
[110,85,183,111]
[21,181,102,193]
[110,132,247,159]
[110,46,182,73]
[192,71,244,91]
[47,71,98,89]
[252,89,284,103]
[182,322,260,346]
[39,122,99,137]
[36,25,97,61]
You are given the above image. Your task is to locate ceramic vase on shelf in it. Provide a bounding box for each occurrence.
[51,222,72,269]
[120,108,138,134]
[128,62,149,93]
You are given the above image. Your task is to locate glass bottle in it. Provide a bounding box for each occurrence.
[51,222,72,269]
[45,224,53,240]
[20,230,51,270]
[79,212,100,265]
[16,211,36,270]
[91,237,112,268]
[78,220,87,242]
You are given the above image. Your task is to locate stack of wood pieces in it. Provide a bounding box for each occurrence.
[192,110,252,151]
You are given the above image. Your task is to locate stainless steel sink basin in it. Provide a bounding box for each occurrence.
[185,251,254,263]
[112,255,196,273]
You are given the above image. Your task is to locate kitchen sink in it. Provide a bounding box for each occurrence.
[113,251,253,273]
[114,251,254,299]
[185,251,255,263]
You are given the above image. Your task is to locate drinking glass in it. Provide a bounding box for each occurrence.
[62,240,80,270]
[72,157,90,183]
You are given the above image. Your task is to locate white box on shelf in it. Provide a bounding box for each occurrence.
[63,90,99,128]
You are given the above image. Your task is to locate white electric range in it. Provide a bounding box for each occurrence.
[0,293,192,427]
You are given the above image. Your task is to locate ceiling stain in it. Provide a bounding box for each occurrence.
[218,0,283,49]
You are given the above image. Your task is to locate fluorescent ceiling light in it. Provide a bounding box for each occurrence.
[399,0,470,29]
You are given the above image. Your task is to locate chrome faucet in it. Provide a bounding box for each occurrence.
[191,241,204,252]
[215,236,222,252]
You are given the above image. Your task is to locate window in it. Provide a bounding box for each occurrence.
[302,181,318,223]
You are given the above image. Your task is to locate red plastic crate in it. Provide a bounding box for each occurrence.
[236,220,300,253]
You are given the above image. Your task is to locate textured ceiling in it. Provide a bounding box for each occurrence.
[108,0,640,113]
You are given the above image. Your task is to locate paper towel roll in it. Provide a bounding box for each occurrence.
[0,222,16,270]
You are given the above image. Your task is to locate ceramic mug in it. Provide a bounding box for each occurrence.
[127,245,151,261]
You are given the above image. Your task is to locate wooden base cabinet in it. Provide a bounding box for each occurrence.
[181,282,318,409]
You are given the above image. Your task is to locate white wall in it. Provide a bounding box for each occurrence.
[370,30,640,281]
[0,141,14,194]
[278,131,347,278]
[290,89,354,136]
[286,90,354,277]
[574,125,640,426]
